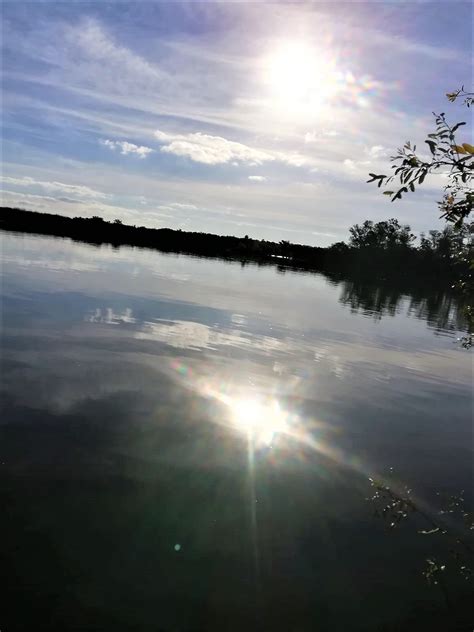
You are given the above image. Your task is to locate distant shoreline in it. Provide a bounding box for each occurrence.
[0,207,463,286]
[0,206,331,270]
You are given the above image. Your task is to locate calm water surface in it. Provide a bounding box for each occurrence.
[1,233,472,631]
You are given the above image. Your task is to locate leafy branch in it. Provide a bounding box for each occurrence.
[367,115,473,225]
[367,90,474,227]
[446,85,474,108]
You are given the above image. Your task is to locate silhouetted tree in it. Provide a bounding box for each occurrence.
[349,218,415,249]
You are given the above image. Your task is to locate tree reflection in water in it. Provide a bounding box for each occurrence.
[332,276,468,334]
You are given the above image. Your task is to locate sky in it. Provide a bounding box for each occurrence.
[1,1,472,246]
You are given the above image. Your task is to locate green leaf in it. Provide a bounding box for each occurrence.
[392,186,408,201]
[425,140,437,155]
[452,121,466,133]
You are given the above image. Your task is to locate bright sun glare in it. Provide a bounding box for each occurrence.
[264,40,340,115]
[232,397,288,446]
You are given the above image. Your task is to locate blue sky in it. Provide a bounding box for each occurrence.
[1,1,472,245]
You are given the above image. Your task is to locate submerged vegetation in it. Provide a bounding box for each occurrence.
[367,475,474,624]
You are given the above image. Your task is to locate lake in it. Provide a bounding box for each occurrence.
[1,232,472,631]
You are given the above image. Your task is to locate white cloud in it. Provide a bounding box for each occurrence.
[100,139,154,158]
[154,129,311,168]
[304,130,340,143]
[343,159,356,170]
[339,146,388,175]
[154,130,274,166]
[312,231,337,238]
[169,202,199,210]
[248,175,267,182]
[284,154,308,168]
[0,175,109,199]
[304,131,318,144]
[366,145,388,159]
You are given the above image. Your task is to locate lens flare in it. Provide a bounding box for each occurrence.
[262,39,383,119]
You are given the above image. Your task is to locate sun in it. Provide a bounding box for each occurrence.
[263,40,340,116]
[266,42,319,100]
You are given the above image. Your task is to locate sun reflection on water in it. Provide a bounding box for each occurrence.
[231,397,288,447]
[167,356,350,468]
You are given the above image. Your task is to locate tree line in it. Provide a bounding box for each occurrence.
[1,207,471,286]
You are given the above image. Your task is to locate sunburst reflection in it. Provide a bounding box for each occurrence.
[231,397,288,447]
[167,357,348,464]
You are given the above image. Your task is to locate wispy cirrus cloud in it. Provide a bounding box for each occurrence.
[368,30,463,62]
[100,139,154,158]
[0,189,151,226]
[70,18,163,82]
[0,175,109,199]
[168,202,199,211]
[248,175,267,182]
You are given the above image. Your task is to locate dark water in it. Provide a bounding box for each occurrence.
[1,233,472,631]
